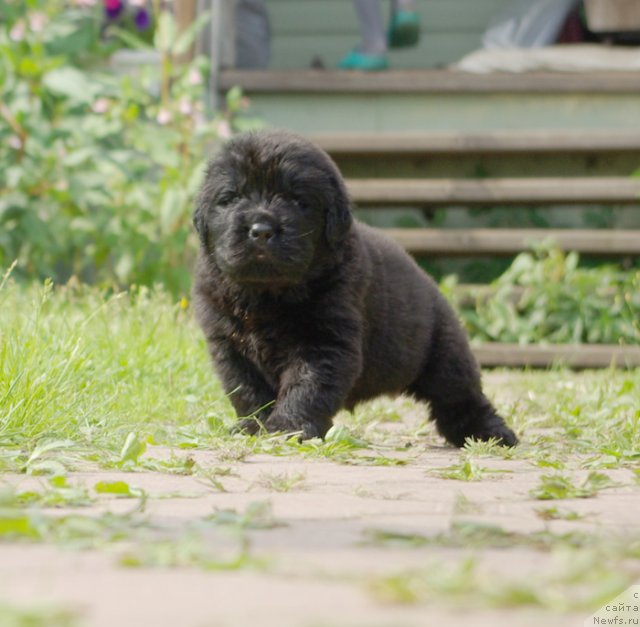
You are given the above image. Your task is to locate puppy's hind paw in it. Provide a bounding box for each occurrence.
[468,414,518,448]
[440,409,518,448]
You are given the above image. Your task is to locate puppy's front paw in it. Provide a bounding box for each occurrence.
[264,413,322,441]
[230,416,266,436]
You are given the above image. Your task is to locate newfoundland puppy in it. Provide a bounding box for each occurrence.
[192,130,517,446]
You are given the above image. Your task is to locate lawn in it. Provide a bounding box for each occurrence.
[1,278,639,627]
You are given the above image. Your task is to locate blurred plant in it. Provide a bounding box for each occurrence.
[0,0,261,295]
[103,0,155,44]
[444,246,640,345]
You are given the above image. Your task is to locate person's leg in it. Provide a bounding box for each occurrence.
[392,0,416,10]
[338,0,389,70]
[353,0,387,54]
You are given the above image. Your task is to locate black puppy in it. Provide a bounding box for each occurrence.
[192,130,517,446]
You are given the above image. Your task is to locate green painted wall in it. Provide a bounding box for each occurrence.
[245,92,640,134]
[266,0,511,70]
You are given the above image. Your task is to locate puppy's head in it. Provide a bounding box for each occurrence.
[194,130,352,286]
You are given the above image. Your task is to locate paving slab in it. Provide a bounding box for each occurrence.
[1,372,639,627]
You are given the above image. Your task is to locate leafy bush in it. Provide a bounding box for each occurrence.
[444,248,640,345]
[0,0,259,295]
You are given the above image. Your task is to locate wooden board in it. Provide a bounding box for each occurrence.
[219,70,640,94]
[473,343,640,368]
[311,131,640,155]
[347,178,640,205]
[385,228,640,255]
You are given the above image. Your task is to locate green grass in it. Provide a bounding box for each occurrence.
[1,278,640,618]
[0,278,229,455]
[1,278,639,465]
[1,277,639,475]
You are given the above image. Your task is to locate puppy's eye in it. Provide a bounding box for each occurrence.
[216,192,236,206]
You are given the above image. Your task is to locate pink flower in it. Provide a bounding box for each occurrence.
[8,135,23,150]
[179,98,193,116]
[9,21,25,42]
[188,68,203,85]
[104,0,123,18]
[216,119,232,140]
[28,12,47,32]
[91,98,110,114]
[156,109,172,125]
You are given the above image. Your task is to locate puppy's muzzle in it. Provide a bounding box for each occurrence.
[248,222,274,246]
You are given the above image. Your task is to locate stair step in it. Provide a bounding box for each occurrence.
[347,177,640,206]
[385,228,640,255]
[220,69,640,94]
[473,343,640,368]
[312,131,640,155]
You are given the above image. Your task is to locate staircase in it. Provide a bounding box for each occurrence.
[218,69,640,368]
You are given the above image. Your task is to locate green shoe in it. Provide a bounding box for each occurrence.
[388,10,420,48]
[337,49,389,71]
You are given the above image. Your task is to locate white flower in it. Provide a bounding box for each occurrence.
[129,0,146,6]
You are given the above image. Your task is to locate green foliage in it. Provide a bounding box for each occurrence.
[530,471,619,500]
[447,247,640,344]
[205,501,282,530]
[0,0,259,295]
[254,471,307,492]
[0,278,228,451]
[118,534,262,571]
[0,602,78,627]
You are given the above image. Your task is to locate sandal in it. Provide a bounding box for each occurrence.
[337,49,389,71]
[388,10,420,48]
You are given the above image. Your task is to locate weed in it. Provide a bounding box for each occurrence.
[118,534,265,572]
[535,506,588,521]
[368,549,635,611]
[254,471,307,493]
[429,458,511,481]
[205,501,283,530]
[0,602,78,627]
[530,471,620,500]
[0,477,93,509]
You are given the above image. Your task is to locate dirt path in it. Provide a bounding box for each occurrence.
[1,373,639,627]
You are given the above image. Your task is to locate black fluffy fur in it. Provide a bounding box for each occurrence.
[192,130,517,446]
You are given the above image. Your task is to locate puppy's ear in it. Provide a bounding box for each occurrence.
[325,174,353,247]
[193,193,209,247]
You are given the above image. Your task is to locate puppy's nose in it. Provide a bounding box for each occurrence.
[248,222,274,244]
